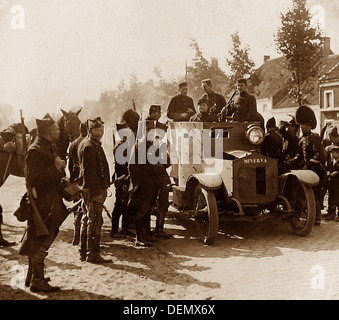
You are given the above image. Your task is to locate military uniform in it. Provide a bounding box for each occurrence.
[201,91,226,116]
[227,91,258,122]
[326,152,339,219]
[261,129,284,173]
[291,131,327,223]
[18,115,69,292]
[110,140,130,237]
[127,135,158,246]
[78,129,110,262]
[167,94,195,121]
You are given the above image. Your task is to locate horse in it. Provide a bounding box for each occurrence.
[0,108,82,188]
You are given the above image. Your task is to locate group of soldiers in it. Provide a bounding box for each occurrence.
[1,77,339,294]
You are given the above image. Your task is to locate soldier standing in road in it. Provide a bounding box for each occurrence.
[167,82,195,121]
[290,106,327,226]
[146,106,173,238]
[68,122,87,246]
[78,117,111,263]
[325,142,339,221]
[18,114,68,293]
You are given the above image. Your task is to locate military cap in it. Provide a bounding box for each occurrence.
[197,97,208,105]
[116,122,129,131]
[266,117,276,129]
[149,104,161,114]
[327,125,339,139]
[87,117,104,130]
[295,105,317,129]
[121,109,140,133]
[36,113,56,130]
[201,78,212,86]
[237,78,247,85]
[179,82,188,89]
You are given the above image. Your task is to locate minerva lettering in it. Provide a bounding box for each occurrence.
[243,158,268,164]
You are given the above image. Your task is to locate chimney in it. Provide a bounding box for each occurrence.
[264,55,270,63]
[322,37,332,56]
[211,57,218,67]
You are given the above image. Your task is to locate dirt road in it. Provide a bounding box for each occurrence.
[1,175,339,300]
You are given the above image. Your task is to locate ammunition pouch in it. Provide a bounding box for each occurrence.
[13,193,31,222]
[60,177,83,202]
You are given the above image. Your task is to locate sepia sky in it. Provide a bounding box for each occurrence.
[0,0,338,119]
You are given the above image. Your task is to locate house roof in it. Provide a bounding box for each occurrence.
[319,61,339,82]
[253,54,339,109]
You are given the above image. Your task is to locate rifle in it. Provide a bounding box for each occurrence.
[132,98,136,111]
[19,110,49,237]
[218,90,237,122]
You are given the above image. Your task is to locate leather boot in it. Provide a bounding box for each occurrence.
[72,218,81,246]
[154,212,173,239]
[135,217,152,247]
[30,263,60,292]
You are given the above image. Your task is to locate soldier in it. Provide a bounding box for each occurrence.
[290,106,327,226]
[325,142,339,221]
[167,82,195,121]
[113,109,141,234]
[128,120,160,247]
[78,117,111,263]
[68,122,87,246]
[110,123,134,238]
[18,114,68,292]
[279,117,300,161]
[145,108,173,239]
[0,204,16,247]
[201,78,226,116]
[190,97,218,122]
[226,78,258,122]
[261,117,284,174]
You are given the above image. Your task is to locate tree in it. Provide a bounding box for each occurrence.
[226,32,255,94]
[186,39,228,102]
[275,0,323,106]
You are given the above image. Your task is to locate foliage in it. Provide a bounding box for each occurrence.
[275,0,323,106]
[187,39,229,102]
[226,32,255,93]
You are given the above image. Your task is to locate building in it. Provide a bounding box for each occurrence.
[252,37,339,132]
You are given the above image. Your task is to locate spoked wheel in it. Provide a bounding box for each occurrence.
[194,184,219,245]
[284,181,316,236]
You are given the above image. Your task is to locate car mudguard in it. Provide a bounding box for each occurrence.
[188,173,223,190]
[279,169,320,194]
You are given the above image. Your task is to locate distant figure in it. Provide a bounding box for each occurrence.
[167,82,195,121]
[261,117,284,174]
[325,142,339,221]
[279,117,300,161]
[190,97,218,122]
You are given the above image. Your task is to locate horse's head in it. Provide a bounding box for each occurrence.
[61,108,82,142]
